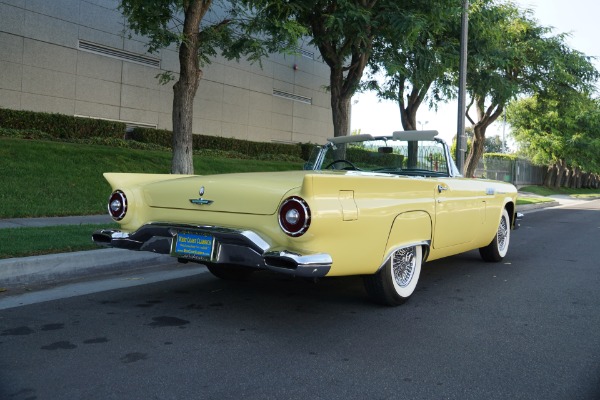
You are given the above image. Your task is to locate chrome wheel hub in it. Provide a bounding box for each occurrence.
[498,216,509,252]
[392,247,416,288]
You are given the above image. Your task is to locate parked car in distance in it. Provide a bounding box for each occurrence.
[93,130,519,306]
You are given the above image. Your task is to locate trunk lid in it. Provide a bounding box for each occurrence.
[142,171,310,215]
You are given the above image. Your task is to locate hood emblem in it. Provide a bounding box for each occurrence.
[190,186,213,205]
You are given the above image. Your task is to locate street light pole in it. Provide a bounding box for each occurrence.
[455,0,469,175]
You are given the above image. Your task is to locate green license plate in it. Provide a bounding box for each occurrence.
[172,232,214,260]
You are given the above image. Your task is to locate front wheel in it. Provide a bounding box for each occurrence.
[363,245,422,306]
[479,208,511,262]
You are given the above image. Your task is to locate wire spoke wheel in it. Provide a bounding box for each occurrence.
[497,214,509,254]
[363,245,423,306]
[392,247,417,289]
[479,208,511,262]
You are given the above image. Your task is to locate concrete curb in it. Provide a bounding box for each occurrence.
[0,248,178,288]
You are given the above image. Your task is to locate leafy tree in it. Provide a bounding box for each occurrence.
[463,1,598,178]
[508,90,600,188]
[366,0,461,132]
[363,0,460,167]
[119,0,303,174]
[484,135,503,153]
[249,0,419,147]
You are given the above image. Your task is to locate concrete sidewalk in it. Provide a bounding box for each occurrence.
[0,248,179,289]
[0,194,590,291]
[0,214,182,290]
[0,214,112,229]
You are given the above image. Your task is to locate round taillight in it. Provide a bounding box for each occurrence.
[278,196,311,237]
[108,190,127,221]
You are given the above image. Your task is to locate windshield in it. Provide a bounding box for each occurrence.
[306,136,454,177]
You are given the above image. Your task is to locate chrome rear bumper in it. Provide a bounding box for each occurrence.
[92,223,332,278]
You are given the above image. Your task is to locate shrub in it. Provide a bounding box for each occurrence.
[0,108,314,162]
[129,127,307,160]
[0,108,125,139]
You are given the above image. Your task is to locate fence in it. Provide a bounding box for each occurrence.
[474,158,546,187]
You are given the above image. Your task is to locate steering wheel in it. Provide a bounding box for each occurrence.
[324,159,359,170]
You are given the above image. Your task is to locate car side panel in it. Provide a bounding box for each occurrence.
[298,174,437,276]
[384,210,433,260]
[428,178,517,261]
[433,178,487,249]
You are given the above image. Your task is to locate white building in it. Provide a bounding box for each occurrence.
[0,0,334,144]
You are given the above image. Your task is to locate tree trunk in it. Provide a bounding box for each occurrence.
[564,167,572,188]
[463,97,503,178]
[554,159,567,189]
[572,167,581,188]
[330,79,351,138]
[582,172,589,188]
[329,70,351,160]
[314,8,373,143]
[172,74,200,174]
[398,84,431,169]
[464,124,486,178]
[543,164,555,187]
[399,101,418,167]
[170,1,209,175]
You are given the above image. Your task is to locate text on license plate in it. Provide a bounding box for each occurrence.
[173,232,214,260]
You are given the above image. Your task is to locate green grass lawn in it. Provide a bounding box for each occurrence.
[516,196,556,206]
[0,137,300,218]
[519,185,600,198]
[0,224,118,259]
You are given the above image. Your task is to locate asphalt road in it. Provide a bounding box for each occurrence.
[1,201,599,400]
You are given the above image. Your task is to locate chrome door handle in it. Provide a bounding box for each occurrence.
[437,185,448,193]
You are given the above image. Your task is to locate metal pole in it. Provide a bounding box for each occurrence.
[455,0,469,175]
[502,108,507,153]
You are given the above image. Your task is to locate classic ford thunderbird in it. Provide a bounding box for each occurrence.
[93,130,519,305]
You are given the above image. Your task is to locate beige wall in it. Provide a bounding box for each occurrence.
[0,0,334,144]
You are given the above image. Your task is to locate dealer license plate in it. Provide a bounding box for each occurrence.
[172,232,214,261]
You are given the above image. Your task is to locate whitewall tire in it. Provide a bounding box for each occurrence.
[363,245,422,306]
[479,208,511,262]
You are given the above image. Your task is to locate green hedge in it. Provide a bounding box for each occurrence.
[128,127,313,160]
[483,153,518,162]
[347,146,405,167]
[0,108,125,140]
[0,108,317,161]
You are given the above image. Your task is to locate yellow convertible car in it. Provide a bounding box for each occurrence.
[93,130,520,306]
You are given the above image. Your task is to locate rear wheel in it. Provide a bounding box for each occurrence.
[363,245,422,306]
[206,264,254,281]
[479,208,511,262]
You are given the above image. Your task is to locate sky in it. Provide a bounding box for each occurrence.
[350,0,600,144]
